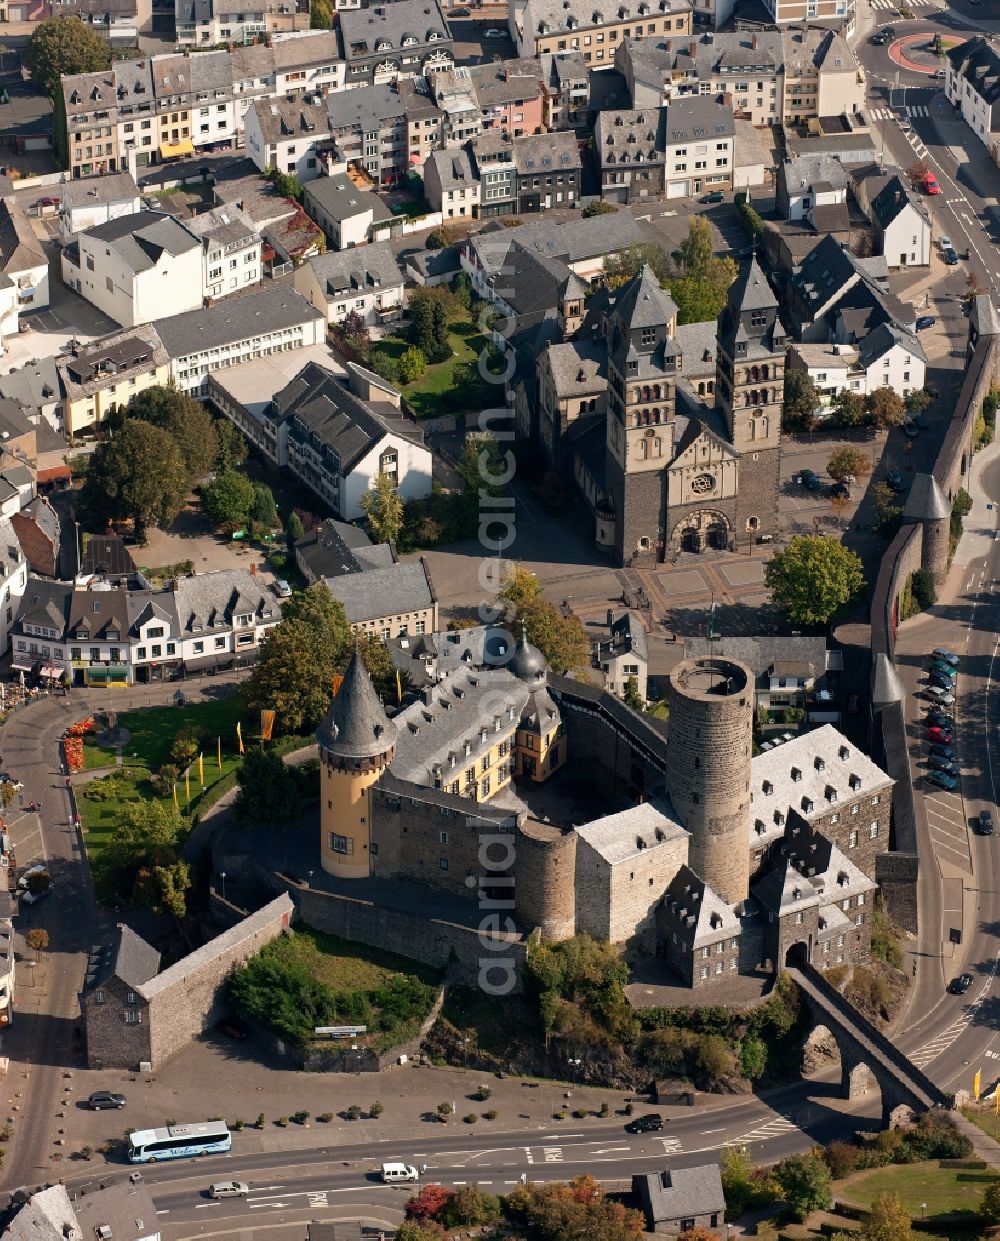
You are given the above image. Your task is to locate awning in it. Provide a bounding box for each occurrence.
[85,666,129,681]
[159,139,194,160]
[11,661,61,678]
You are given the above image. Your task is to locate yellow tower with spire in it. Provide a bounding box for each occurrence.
[316,649,397,879]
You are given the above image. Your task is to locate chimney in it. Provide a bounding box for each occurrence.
[894,190,901,204]
[422,685,434,706]
[688,40,696,56]
[751,33,757,48]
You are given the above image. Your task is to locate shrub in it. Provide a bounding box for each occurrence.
[463,1113,478,1124]
[483,1109,498,1120]
[824,1140,858,1179]
[368,1101,384,1119]
[292,1110,309,1125]
[598,1101,609,1117]
[317,1112,334,1123]
[910,568,936,611]
[346,1104,362,1121]
[276,1117,288,1127]
[437,1101,453,1120]
[256,1113,265,1128]
[473,1085,492,1102]
[152,763,179,797]
[232,1118,244,1132]
[624,1102,634,1116]
[572,1108,588,1118]
[80,1145,93,1161]
[554,1110,567,1120]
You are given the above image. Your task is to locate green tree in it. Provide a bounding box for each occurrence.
[133,857,191,918]
[827,446,873,483]
[360,473,404,546]
[453,272,474,311]
[765,535,865,628]
[398,345,427,383]
[429,300,451,363]
[396,1223,447,1241]
[622,677,645,711]
[833,388,868,426]
[905,388,931,415]
[26,15,110,98]
[783,369,819,429]
[358,635,402,703]
[130,385,219,478]
[409,294,437,357]
[251,483,278,529]
[740,1035,767,1080]
[440,1185,501,1228]
[861,1191,912,1241]
[267,168,303,201]
[720,1146,755,1216]
[82,420,187,542]
[286,511,306,545]
[981,1180,1000,1224]
[234,749,304,826]
[582,200,618,217]
[604,242,672,289]
[106,800,184,874]
[244,585,353,734]
[215,420,248,473]
[201,470,256,529]
[866,386,906,430]
[310,0,332,25]
[776,1152,832,1222]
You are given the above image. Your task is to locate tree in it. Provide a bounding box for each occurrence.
[905,388,931,415]
[250,483,278,529]
[740,1035,767,1080]
[833,388,868,426]
[720,1146,755,1216]
[396,1223,446,1241]
[26,928,49,959]
[981,1180,1000,1224]
[666,218,736,325]
[234,749,304,826]
[215,420,248,473]
[286,511,305,545]
[26,16,110,98]
[862,1192,912,1241]
[429,300,451,363]
[765,535,865,628]
[133,857,191,918]
[827,446,873,483]
[582,200,618,217]
[498,564,543,613]
[310,0,332,25]
[453,271,474,311]
[360,473,404,546]
[866,386,906,430]
[409,292,451,362]
[81,420,187,542]
[965,269,985,308]
[622,677,645,711]
[405,1184,455,1221]
[339,309,371,361]
[201,470,255,529]
[106,800,185,875]
[505,1175,644,1241]
[776,1152,832,1222]
[130,386,219,478]
[441,1185,500,1228]
[398,345,428,383]
[244,586,353,734]
[783,370,820,429]
[604,242,672,289]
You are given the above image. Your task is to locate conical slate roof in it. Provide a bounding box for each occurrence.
[613,263,678,332]
[316,647,397,757]
[872,653,906,707]
[903,473,950,522]
[509,621,546,683]
[727,255,778,315]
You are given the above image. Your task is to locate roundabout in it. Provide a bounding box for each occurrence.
[887,31,967,74]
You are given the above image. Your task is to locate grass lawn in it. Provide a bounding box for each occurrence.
[962,1105,1000,1141]
[372,317,493,418]
[839,1158,998,1226]
[287,924,440,992]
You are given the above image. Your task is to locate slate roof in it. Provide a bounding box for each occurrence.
[4,1185,79,1241]
[326,82,408,131]
[172,568,281,635]
[600,609,648,664]
[85,923,161,995]
[729,254,779,314]
[339,0,449,56]
[273,29,340,70]
[511,129,581,176]
[81,533,137,578]
[184,205,256,250]
[251,94,330,147]
[62,171,140,209]
[154,287,322,359]
[58,325,169,401]
[675,320,717,378]
[857,321,925,368]
[296,518,394,579]
[522,0,686,40]
[633,1164,726,1227]
[324,560,434,625]
[780,154,848,196]
[0,199,45,275]
[426,147,478,195]
[14,579,72,633]
[544,339,606,398]
[303,242,402,302]
[576,801,686,866]
[660,864,741,949]
[869,174,929,231]
[971,293,1000,339]
[18,496,60,549]
[872,652,906,706]
[595,107,665,170]
[316,646,397,756]
[69,586,131,642]
[468,60,542,108]
[274,361,394,474]
[82,210,199,273]
[613,263,679,332]
[304,173,393,225]
[903,472,950,522]
[946,36,1000,106]
[467,210,649,273]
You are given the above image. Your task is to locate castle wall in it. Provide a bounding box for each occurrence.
[551,681,668,801]
[735,445,781,539]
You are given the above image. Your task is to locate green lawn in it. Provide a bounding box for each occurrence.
[961,1105,1000,1142]
[286,924,440,992]
[372,317,495,418]
[840,1159,998,1225]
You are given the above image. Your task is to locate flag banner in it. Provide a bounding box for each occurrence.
[261,709,275,742]
[237,721,245,755]
[332,674,344,696]
[396,669,402,704]
[994,1082,999,1114]
[172,784,178,811]
[184,767,191,805]
[217,736,223,770]
[974,1069,982,1101]
[198,752,205,786]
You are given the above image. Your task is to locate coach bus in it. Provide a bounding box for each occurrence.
[127,1120,232,1163]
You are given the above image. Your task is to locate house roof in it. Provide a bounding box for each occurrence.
[68,586,131,641]
[304,173,392,225]
[544,338,606,398]
[273,29,341,70]
[82,210,199,273]
[58,324,169,401]
[780,154,848,196]
[274,360,394,474]
[251,94,330,147]
[326,82,409,131]
[154,286,322,359]
[660,864,740,947]
[62,171,140,209]
[324,560,434,625]
[903,472,950,522]
[296,517,394,579]
[81,533,137,578]
[303,241,402,302]
[0,355,60,415]
[633,1164,726,1226]
[317,646,397,756]
[869,174,929,231]
[576,801,686,866]
[14,579,72,633]
[946,35,1000,106]
[172,568,280,634]
[0,199,45,275]
[17,496,60,548]
[339,0,449,56]
[511,129,581,175]
[600,609,648,664]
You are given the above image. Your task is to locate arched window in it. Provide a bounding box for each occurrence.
[652,384,661,399]
[761,364,769,380]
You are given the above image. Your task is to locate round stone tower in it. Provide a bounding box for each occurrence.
[515,819,577,941]
[664,656,753,907]
[317,648,397,880]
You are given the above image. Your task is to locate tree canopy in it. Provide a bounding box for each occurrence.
[827,446,873,483]
[775,1152,832,1222]
[861,1191,912,1241]
[499,565,588,675]
[233,749,306,826]
[130,385,220,478]
[26,16,110,98]
[201,470,256,529]
[361,472,404,546]
[783,370,820,429]
[764,535,865,628]
[81,419,188,542]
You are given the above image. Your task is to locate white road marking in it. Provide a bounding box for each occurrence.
[543,1147,564,1163]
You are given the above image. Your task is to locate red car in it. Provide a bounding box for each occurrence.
[927,726,953,744]
[924,172,941,195]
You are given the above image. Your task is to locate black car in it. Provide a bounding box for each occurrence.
[949,973,973,995]
[700,191,725,204]
[88,1091,127,1110]
[915,315,936,331]
[798,469,822,492]
[929,671,956,691]
[926,710,954,728]
[979,809,994,836]
[929,745,957,762]
[944,247,959,266]
[886,469,906,493]
[928,755,959,776]
[829,481,851,500]
[625,1113,664,1134]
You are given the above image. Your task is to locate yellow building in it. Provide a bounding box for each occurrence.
[55,327,171,439]
[317,649,397,878]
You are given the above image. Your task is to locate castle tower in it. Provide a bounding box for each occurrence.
[316,649,397,879]
[715,257,786,541]
[664,656,753,907]
[515,820,577,941]
[903,472,951,588]
[603,264,681,564]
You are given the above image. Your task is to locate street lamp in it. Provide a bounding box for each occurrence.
[220,871,226,901]
[569,1057,582,1085]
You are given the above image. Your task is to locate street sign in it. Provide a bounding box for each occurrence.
[315,1025,368,1038]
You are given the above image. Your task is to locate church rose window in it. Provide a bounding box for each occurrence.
[691,473,715,494]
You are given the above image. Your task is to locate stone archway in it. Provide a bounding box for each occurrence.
[785,940,811,968]
[670,509,731,554]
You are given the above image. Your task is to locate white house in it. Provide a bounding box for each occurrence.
[302,174,395,250]
[59,172,142,244]
[292,242,404,328]
[272,30,346,96]
[946,37,1000,160]
[170,569,283,674]
[776,155,848,222]
[423,148,481,221]
[866,175,931,269]
[244,94,330,183]
[0,519,27,656]
[184,205,262,302]
[789,323,926,403]
[0,199,49,327]
[64,211,203,328]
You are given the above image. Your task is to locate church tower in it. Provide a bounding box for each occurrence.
[317,649,397,879]
[715,257,786,541]
[604,264,681,565]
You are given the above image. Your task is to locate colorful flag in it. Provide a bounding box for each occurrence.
[396,668,402,704]
[237,721,244,754]
[198,752,205,786]
[261,709,275,742]
[974,1069,982,1101]
[172,783,178,811]
[994,1082,999,1114]
[217,735,223,771]
[184,766,191,806]
[332,674,343,696]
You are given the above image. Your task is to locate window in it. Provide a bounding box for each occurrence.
[869,822,879,839]
[439,831,448,844]
[329,833,353,855]
[439,857,448,870]
[215,636,226,649]
[94,989,106,1003]
[124,1009,140,1024]
[849,830,858,848]
[795,911,803,924]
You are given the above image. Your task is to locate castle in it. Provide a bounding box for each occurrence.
[317,636,892,990]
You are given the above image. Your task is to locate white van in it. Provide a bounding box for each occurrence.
[381,1162,419,1184]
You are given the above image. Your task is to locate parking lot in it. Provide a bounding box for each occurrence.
[449,16,515,65]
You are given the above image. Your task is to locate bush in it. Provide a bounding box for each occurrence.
[824,1140,858,1179]
[276,1117,288,1127]
[368,1101,384,1119]
[346,1104,362,1121]
[437,1101,453,1119]
[232,1118,244,1131]
[910,568,936,612]
[292,1110,310,1125]
[473,1084,492,1102]
[463,1113,478,1124]
[256,1113,265,1128]
[151,763,179,797]
[317,1112,334,1123]
[483,1108,498,1120]
[735,193,764,238]
[598,1101,609,1117]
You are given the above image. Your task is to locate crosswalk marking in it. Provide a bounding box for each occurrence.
[907,105,929,118]
[658,1136,683,1153]
[868,106,929,123]
[724,1116,798,1147]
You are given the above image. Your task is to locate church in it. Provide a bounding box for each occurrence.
[530,256,787,565]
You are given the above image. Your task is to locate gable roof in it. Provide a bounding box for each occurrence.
[633,1164,725,1226]
[324,559,434,624]
[303,241,402,302]
[83,210,199,272]
[0,198,45,275]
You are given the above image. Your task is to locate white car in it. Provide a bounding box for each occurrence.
[273,579,292,598]
[938,235,952,252]
[17,864,47,890]
[484,27,506,37]
[925,686,955,705]
[210,1182,249,1199]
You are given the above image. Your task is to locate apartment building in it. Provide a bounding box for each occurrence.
[62,69,122,179]
[761,0,854,35]
[468,60,545,137]
[292,242,405,327]
[339,0,453,87]
[536,52,590,130]
[244,93,331,182]
[781,27,863,125]
[175,0,308,49]
[430,67,483,147]
[185,205,262,300]
[56,325,171,437]
[514,0,692,68]
[470,132,517,217]
[423,148,481,219]
[56,0,153,46]
[302,173,395,249]
[512,129,581,212]
[788,324,926,404]
[322,82,428,188]
[946,37,1000,162]
[59,171,141,241]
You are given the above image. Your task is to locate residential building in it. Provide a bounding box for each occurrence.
[0,520,28,655]
[244,93,331,183]
[536,51,590,130]
[946,37,1000,161]
[322,83,412,188]
[302,173,395,249]
[185,205,262,301]
[0,199,49,335]
[294,517,394,583]
[423,148,481,220]
[82,922,160,1064]
[54,0,152,47]
[684,635,842,723]
[759,0,855,34]
[324,557,438,639]
[512,129,581,212]
[514,0,692,68]
[788,322,926,403]
[633,1165,725,1235]
[56,325,171,438]
[339,0,453,87]
[11,497,61,579]
[62,211,204,328]
[293,241,404,328]
[62,69,123,179]
[468,60,545,137]
[10,579,72,686]
[864,174,931,269]
[781,27,863,124]
[67,585,133,687]
[470,132,518,217]
[595,610,648,702]
[431,67,483,146]
[59,171,141,242]
[175,0,308,49]
[272,30,346,97]
[170,569,283,673]
[775,155,848,221]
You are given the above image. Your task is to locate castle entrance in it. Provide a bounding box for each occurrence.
[671,510,731,554]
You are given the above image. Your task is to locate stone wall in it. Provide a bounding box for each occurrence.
[575,831,688,951]
[141,895,293,1067]
[83,976,152,1070]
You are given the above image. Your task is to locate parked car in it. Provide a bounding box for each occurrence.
[898,116,912,133]
[88,1091,126,1111]
[931,69,945,80]
[949,972,973,995]
[927,755,959,775]
[902,418,921,438]
[933,648,959,666]
[943,246,959,265]
[272,579,292,598]
[483,27,506,37]
[625,1113,664,1134]
[928,769,958,791]
[829,481,851,499]
[450,5,470,12]
[978,809,994,836]
[915,316,936,332]
[929,660,957,680]
[798,469,822,492]
[886,469,906,493]
[21,888,50,906]
[924,172,941,195]
[926,712,954,730]
[929,745,956,762]
[929,671,956,691]
[925,686,955,705]
[938,235,952,251]
[700,190,725,204]
[926,726,953,743]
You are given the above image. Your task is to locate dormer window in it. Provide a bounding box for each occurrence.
[464,740,471,756]
[814,756,825,771]
[790,767,801,782]
[839,745,849,761]
[801,797,814,813]
[849,773,861,790]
